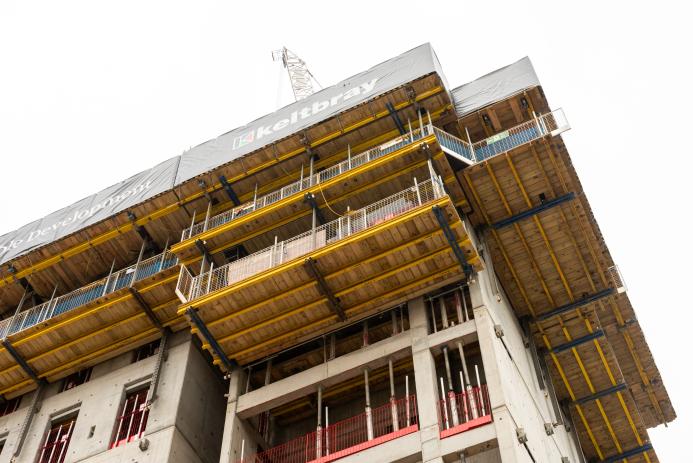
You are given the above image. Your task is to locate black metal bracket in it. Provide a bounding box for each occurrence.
[534,288,615,322]
[186,307,236,372]
[549,330,604,355]
[219,175,241,206]
[304,193,327,226]
[127,212,161,254]
[304,257,346,321]
[572,383,627,406]
[386,102,406,135]
[600,443,653,463]
[195,239,214,264]
[2,339,41,384]
[491,192,576,229]
[128,287,166,333]
[432,205,473,278]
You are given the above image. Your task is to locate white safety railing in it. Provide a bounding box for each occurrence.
[180,125,436,242]
[434,108,569,163]
[176,176,445,303]
[0,250,178,339]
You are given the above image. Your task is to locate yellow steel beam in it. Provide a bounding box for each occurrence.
[462,170,605,459]
[543,141,665,427]
[210,243,472,349]
[172,133,438,254]
[508,152,649,457]
[177,197,454,313]
[184,154,448,266]
[0,297,180,378]
[0,88,449,289]
[205,228,449,329]
[10,273,178,348]
[228,262,463,361]
[187,105,454,226]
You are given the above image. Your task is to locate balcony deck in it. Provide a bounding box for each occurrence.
[0,252,185,398]
[170,126,467,263]
[460,125,668,462]
[177,182,481,366]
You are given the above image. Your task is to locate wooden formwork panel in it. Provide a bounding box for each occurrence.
[460,135,662,462]
[182,199,480,366]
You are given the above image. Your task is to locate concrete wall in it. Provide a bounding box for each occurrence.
[0,331,225,463]
[471,261,583,463]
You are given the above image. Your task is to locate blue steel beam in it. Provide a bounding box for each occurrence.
[534,288,615,322]
[491,192,575,229]
[385,102,406,135]
[2,339,41,384]
[432,205,472,278]
[600,443,653,463]
[186,308,235,372]
[219,175,241,206]
[549,330,604,354]
[572,383,627,405]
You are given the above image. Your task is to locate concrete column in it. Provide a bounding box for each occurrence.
[219,369,255,463]
[475,300,524,462]
[409,297,443,463]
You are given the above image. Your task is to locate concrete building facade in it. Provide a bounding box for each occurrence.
[0,44,674,463]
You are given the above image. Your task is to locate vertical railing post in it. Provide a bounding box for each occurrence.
[187,210,196,240]
[364,368,374,440]
[405,375,411,426]
[347,145,352,170]
[131,240,146,287]
[532,111,544,136]
[46,284,59,321]
[475,364,486,416]
[413,177,422,205]
[202,200,212,232]
[388,359,399,432]
[316,386,323,459]
[102,259,116,296]
[443,347,459,426]
[205,263,215,295]
[465,127,477,162]
[458,342,478,419]
[440,377,450,429]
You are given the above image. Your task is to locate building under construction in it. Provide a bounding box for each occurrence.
[0,44,675,463]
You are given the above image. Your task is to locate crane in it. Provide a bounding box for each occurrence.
[272,47,321,101]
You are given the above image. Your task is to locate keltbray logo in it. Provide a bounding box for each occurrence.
[0,180,154,257]
[232,78,379,151]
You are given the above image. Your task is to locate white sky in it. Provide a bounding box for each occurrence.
[0,0,690,459]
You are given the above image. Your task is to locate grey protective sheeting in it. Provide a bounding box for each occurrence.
[0,157,181,265]
[174,43,447,185]
[0,43,447,266]
[451,56,539,118]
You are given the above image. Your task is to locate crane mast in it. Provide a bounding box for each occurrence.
[272,47,319,101]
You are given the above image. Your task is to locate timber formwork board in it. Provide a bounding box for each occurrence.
[179,197,481,366]
[172,137,466,263]
[0,264,185,398]
[460,135,668,462]
[0,73,451,313]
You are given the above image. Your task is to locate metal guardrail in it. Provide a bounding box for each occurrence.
[181,109,568,244]
[0,250,178,339]
[437,384,492,434]
[180,125,436,242]
[176,177,445,303]
[434,108,569,163]
[235,395,418,463]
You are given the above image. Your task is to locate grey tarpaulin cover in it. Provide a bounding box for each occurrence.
[451,56,539,118]
[0,43,447,266]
